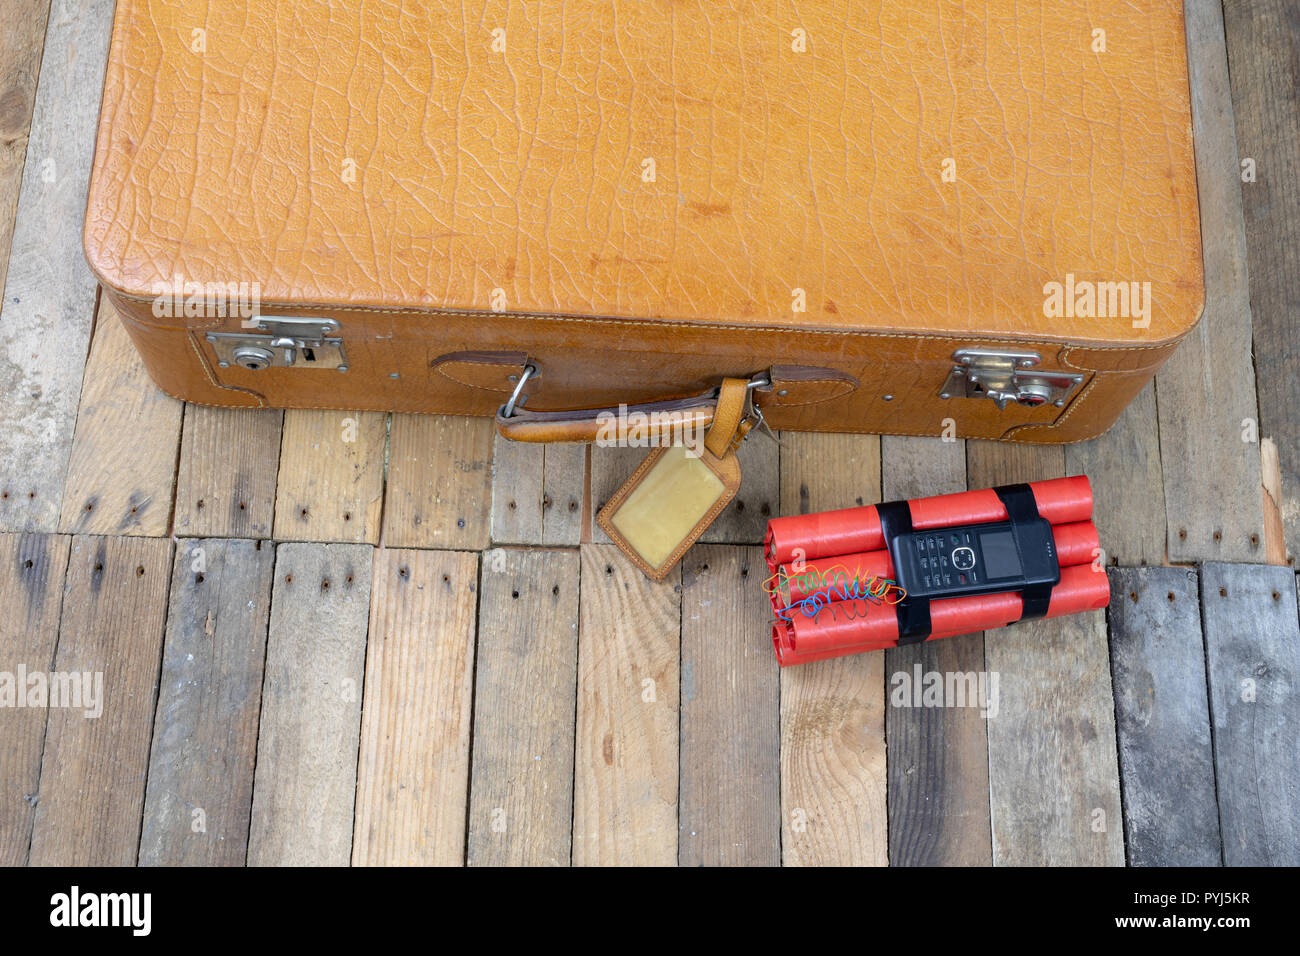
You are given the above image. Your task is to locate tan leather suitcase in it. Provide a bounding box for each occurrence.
[84,0,1202,445]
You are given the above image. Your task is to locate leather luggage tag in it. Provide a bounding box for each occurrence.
[597,378,753,581]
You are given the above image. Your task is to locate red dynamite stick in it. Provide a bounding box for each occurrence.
[764,475,1093,569]
[804,563,1110,652]
[771,562,1110,666]
[774,520,1100,607]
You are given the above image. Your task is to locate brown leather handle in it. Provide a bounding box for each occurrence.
[493,364,859,443]
[495,390,719,443]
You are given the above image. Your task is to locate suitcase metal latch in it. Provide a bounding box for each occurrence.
[939,349,1082,410]
[205,317,348,372]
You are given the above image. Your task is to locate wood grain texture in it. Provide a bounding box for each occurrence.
[0,0,116,533]
[174,405,283,538]
[573,545,679,866]
[467,548,579,866]
[1201,562,1300,865]
[352,548,478,866]
[1224,0,1300,566]
[138,538,274,866]
[541,445,586,545]
[966,440,1065,489]
[778,431,881,516]
[0,0,53,297]
[680,545,780,866]
[1155,0,1265,563]
[701,437,779,544]
[1108,567,1221,866]
[490,434,544,544]
[969,441,1123,865]
[1262,438,1288,565]
[383,413,492,549]
[0,532,70,865]
[273,410,386,543]
[778,432,888,865]
[28,535,172,866]
[1064,384,1165,566]
[985,608,1124,866]
[492,441,588,546]
[780,652,887,866]
[882,436,991,866]
[57,299,183,537]
[247,543,371,866]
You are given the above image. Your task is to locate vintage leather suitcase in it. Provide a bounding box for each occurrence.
[84,0,1202,444]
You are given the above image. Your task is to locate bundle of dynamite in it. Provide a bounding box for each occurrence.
[763,476,1109,666]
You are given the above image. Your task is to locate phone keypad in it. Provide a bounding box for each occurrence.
[912,531,976,591]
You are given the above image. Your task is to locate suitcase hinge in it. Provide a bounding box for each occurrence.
[205,317,348,372]
[939,349,1082,410]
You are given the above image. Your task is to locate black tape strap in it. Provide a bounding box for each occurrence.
[877,500,931,646]
[993,483,1054,622]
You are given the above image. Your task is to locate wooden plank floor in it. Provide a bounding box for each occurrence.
[2,1,1298,866]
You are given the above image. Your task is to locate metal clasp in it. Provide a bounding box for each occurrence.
[939,349,1083,410]
[206,316,348,372]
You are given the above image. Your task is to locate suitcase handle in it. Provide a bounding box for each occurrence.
[494,364,859,443]
[495,368,767,444]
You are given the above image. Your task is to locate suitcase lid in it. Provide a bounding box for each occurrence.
[85,0,1203,348]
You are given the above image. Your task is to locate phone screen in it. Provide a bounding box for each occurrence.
[979,530,1022,579]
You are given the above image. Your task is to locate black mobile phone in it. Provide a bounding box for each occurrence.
[886,518,1060,600]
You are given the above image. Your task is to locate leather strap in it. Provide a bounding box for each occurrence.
[704,378,750,458]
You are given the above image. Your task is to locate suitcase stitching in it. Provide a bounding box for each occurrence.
[107,291,1186,364]
[144,307,1122,443]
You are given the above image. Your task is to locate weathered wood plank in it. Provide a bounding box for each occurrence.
[777,431,881,517]
[541,445,586,546]
[573,545,679,866]
[966,440,1065,490]
[138,538,274,866]
[383,414,492,550]
[492,441,588,546]
[781,653,887,866]
[352,548,478,866]
[0,0,54,296]
[467,548,579,866]
[1064,384,1166,567]
[0,0,117,532]
[1108,567,1221,866]
[1224,0,1300,566]
[1262,438,1288,566]
[57,299,184,537]
[247,543,371,866]
[1201,562,1300,865]
[968,441,1123,865]
[0,532,70,864]
[778,432,888,866]
[882,436,991,866]
[680,545,780,866]
[1154,0,1265,563]
[28,535,172,866]
[273,410,386,543]
[490,434,544,544]
[984,609,1124,866]
[174,405,283,538]
[701,437,779,544]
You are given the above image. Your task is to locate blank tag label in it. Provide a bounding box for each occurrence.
[603,444,737,575]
